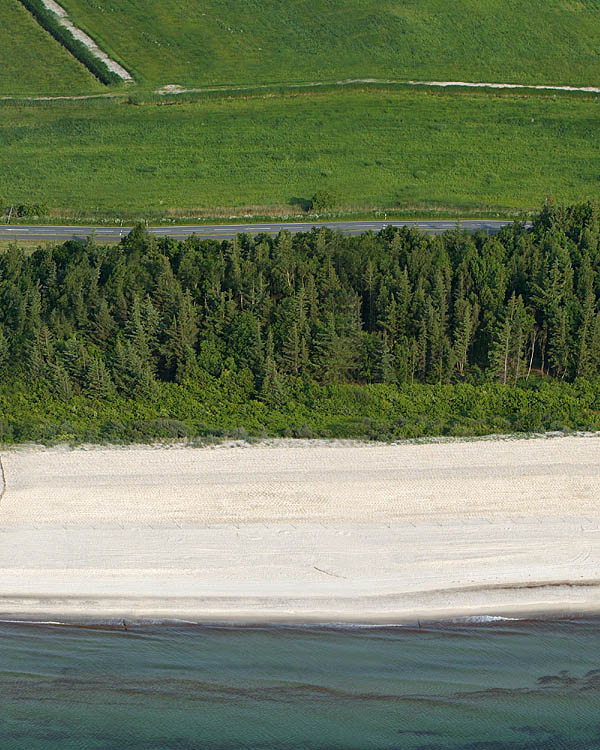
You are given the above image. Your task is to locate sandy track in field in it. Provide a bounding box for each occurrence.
[0,437,598,623]
[408,79,600,93]
[156,78,600,96]
[39,0,132,80]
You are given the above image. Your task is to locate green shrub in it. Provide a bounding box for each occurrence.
[310,190,338,212]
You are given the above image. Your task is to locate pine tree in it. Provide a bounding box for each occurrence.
[282,322,301,375]
[107,335,150,398]
[364,259,376,330]
[197,332,224,377]
[261,338,286,405]
[548,307,570,379]
[162,293,199,383]
[589,313,600,375]
[379,334,396,384]
[154,261,181,318]
[272,230,294,295]
[27,337,46,381]
[428,272,451,383]
[576,286,596,379]
[92,298,115,345]
[314,313,342,382]
[110,338,129,393]
[306,273,319,325]
[452,299,477,378]
[62,335,88,387]
[379,295,398,347]
[226,236,243,301]
[25,286,42,337]
[226,310,264,379]
[52,364,73,402]
[123,342,155,397]
[85,358,114,399]
[125,295,152,368]
[0,324,8,373]
[489,293,531,384]
[143,297,161,357]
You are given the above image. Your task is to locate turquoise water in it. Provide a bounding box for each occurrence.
[1,618,599,749]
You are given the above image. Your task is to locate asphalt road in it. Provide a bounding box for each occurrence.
[0,219,520,243]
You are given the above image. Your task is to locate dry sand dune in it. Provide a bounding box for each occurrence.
[0,437,599,623]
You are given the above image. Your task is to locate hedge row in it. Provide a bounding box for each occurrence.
[19,0,122,85]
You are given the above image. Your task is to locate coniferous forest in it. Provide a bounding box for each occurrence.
[1,201,600,444]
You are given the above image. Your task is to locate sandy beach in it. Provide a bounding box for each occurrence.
[0,437,598,623]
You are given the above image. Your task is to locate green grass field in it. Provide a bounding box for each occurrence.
[2,88,599,221]
[1,0,103,95]
[57,0,600,89]
[6,0,600,94]
[3,1,599,220]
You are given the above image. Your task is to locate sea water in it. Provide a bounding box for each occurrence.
[1,618,599,749]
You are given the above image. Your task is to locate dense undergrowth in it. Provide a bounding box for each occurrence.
[1,377,599,446]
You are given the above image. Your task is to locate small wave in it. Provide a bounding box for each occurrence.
[450,615,523,624]
[0,618,66,625]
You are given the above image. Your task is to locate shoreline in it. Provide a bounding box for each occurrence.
[1,438,598,624]
[1,587,599,626]
[1,609,600,630]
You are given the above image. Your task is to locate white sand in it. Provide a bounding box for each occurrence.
[0,437,599,623]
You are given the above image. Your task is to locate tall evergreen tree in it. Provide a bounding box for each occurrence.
[490,293,531,384]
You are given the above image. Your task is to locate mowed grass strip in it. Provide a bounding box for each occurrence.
[2,89,599,219]
[60,0,600,89]
[0,0,103,94]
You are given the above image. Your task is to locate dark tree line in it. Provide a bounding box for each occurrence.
[1,201,599,404]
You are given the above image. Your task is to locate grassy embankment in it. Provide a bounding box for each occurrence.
[8,0,600,95]
[60,0,600,89]
[0,1,102,95]
[3,0,599,222]
[1,88,600,222]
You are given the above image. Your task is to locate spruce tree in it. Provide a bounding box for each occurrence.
[0,324,8,373]
[489,293,531,384]
[52,364,73,402]
[452,299,475,379]
[92,298,115,345]
[86,358,115,399]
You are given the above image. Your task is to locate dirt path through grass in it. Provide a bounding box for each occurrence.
[157,77,600,96]
[408,79,600,94]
